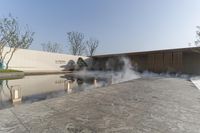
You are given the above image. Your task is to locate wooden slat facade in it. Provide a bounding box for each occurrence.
[146,52,182,73]
[173,52,182,72]
[147,54,154,71]
[93,47,200,74]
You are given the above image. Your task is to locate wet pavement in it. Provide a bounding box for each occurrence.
[0,77,200,133]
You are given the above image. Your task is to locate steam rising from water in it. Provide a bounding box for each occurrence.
[141,71,191,80]
[75,57,141,84]
[110,58,140,83]
[75,57,191,86]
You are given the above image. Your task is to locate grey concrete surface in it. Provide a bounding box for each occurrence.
[0,77,200,133]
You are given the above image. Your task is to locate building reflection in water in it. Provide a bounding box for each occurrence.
[94,79,97,87]
[0,74,111,110]
[11,85,22,104]
[64,80,73,94]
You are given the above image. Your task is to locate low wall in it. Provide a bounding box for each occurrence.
[3,47,89,72]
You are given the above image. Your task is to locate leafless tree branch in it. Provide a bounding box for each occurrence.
[85,38,99,56]
[67,31,85,55]
[0,14,34,69]
[41,42,63,53]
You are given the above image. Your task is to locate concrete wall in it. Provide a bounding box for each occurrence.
[3,47,88,72]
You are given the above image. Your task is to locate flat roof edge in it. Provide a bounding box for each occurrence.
[92,47,200,58]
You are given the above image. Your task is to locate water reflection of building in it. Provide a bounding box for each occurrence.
[0,74,111,109]
[64,78,84,94]
[11,85,22,103]
[94,79,97,87]
[0,74,68,108]
[64,80,73,94]
[0,80,12,106]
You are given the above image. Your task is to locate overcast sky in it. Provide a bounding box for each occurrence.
[0,0,200,55]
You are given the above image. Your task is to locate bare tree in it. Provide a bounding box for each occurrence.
[41,42,63,53]
[195,26,200,46]
[0,14,34,69]
[67,31,85,55]
[85,38,99,56]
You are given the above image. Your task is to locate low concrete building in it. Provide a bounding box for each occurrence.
[92,47,200,74]
[2,47,200,74]
[2,47,88,72]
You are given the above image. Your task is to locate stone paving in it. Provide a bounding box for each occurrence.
[0,77,200,133]
[191,76,200,90]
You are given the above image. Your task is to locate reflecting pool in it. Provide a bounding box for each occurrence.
[0,74,111,109]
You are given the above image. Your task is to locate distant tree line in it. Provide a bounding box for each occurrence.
[188,26,200,47]
[40,32,99,56]
[41,42,63,53]
[67,31,99,56]
[195,26,200,46]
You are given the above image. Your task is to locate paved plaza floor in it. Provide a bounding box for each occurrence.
[0,77,200,133]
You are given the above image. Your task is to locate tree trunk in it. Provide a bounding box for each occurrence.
[6,49,16,69]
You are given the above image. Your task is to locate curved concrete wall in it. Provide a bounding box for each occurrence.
[3,47,88,72]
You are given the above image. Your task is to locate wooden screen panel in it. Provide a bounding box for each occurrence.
[173,52,182,71]
[148,54,154,71]
[164,52,172,66]
[154,53,164,72]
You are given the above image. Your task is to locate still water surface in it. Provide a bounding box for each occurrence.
[0,74,110,109]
